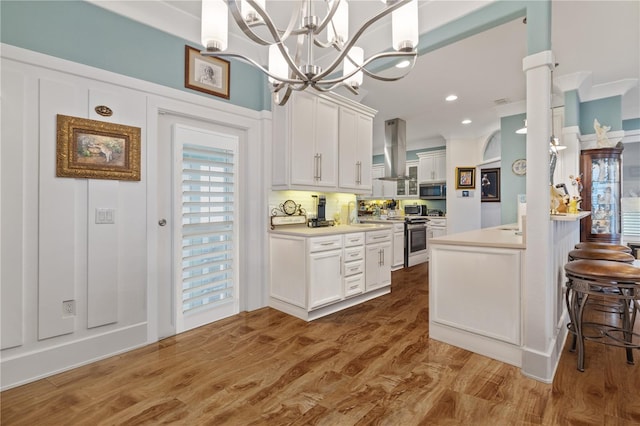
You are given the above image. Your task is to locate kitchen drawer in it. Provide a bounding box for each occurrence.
[428,218,447,227]
[343,259,364,276]
[393,222,405,233]
[366,230,392,244]
[344,246,364,262]
[344,273,364,297]
[344,232,365,247]
[309,235,343,252]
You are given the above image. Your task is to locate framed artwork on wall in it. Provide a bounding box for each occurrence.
[185,45,230,99]
[56,114,141,181]
[481,167,501,202]
[455,167,476,189]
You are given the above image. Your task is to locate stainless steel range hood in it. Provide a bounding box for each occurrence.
[379,118,408,181]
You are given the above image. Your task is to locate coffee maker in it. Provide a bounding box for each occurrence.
[309,195,334,227]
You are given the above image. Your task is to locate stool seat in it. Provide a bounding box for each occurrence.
[575,242,632,253]
[564,259,640,371]
[568,249,636,264]
[565,259,640,281]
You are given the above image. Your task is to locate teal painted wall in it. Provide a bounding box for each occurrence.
[623,118,640,131]
[0,0,269,111]
[579,96,622,134]
[501,114,527,224]
[564,90,580,128]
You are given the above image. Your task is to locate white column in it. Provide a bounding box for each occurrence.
[521,50,558,382]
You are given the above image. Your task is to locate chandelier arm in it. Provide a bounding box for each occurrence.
[201,52,309,85]
[312,0,414,81]
[316,51,417,86]
[226,1,272,46]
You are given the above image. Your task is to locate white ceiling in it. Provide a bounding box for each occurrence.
[104,0,639,154]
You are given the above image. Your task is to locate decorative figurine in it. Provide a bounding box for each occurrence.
[594,118,622,148]
[568,196,581,214]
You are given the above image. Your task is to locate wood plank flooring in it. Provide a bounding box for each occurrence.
[2,263,639,425]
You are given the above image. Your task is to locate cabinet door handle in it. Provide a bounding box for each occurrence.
[313,154,319,180]
[318,153,322,181]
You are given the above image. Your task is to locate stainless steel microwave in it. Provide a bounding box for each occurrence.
[419,183,446,200]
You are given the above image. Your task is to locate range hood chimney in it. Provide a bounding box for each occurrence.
[380,118,408,181]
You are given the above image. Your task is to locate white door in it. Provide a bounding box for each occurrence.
[157,114,240,337]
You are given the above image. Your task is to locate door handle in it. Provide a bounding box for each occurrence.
[158,219,167,226]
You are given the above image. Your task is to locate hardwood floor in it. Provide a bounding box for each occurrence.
[2,262,639,425]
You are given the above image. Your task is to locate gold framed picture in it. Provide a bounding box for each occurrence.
[455,167,476,189]
[185,45,230,99]
[56,114,141,181]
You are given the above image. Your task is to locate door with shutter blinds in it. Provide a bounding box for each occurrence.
[157,116,240,336]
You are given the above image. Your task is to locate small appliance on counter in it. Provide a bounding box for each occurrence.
[309,195,335,228]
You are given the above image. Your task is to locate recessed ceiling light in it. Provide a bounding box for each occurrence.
[395,60,411,69]
[445,95,458,102]
[461,119,472,125]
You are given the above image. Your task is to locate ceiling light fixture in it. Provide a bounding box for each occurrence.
[201,0,419,105]
[445,94,458,102]
[515,119,527,134]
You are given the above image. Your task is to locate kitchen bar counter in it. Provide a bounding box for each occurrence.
[429,224,525,250]
[269,223,392,237]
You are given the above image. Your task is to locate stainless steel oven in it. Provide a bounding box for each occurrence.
[405,217,429,267]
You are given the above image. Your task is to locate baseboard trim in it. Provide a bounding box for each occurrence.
[1,322,148,390]
[429,320,522,368]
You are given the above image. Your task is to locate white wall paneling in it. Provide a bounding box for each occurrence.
[87,180,119,328]
[2,44,237,389]
[38,78,87,340]
[1,69,25,349]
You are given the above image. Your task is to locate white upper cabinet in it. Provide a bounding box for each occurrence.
[339,107,373,193]
[290,93,339,188]
[417,150,446,183]
[272,91,376,192]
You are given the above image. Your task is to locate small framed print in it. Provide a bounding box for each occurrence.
[455,167,476,189]
[185,45,230,99]
[56,114,141,181]
[480,167,501,202]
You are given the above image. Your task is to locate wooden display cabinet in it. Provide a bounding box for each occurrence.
[580,147,623,243]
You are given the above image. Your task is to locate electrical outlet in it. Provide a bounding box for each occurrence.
[62,300,76,317]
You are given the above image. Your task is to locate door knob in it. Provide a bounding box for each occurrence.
[158,219,167,226]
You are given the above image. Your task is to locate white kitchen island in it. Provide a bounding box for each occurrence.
[429,213,590,370]
[429,225,526,366]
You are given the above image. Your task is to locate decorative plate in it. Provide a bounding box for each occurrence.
[282,199,297,215]
[512,159,526,176]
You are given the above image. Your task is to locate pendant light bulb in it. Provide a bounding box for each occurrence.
[201,0,228,52]
[327,0,349,46]
[343,46,364,87]
[392,0,418,51]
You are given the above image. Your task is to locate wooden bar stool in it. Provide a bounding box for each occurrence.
[575,242,632,254]
[568,249,635,263]
[564,260,640,371]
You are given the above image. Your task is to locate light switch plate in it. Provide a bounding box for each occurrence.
[95,208,115,224]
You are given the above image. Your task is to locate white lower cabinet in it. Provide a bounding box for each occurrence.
[269,228,392,321]
[343,232,365,298]
[392,222,405,270]
[309,245,343,309]
[365,230,392,291]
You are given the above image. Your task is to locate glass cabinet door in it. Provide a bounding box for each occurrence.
[580,147,623,243]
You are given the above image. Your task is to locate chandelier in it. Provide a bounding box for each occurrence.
[200,0,419,105]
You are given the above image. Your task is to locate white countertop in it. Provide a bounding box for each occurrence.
[270,223,392,237]
[550,211,591,221]
[430,224,525,249]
